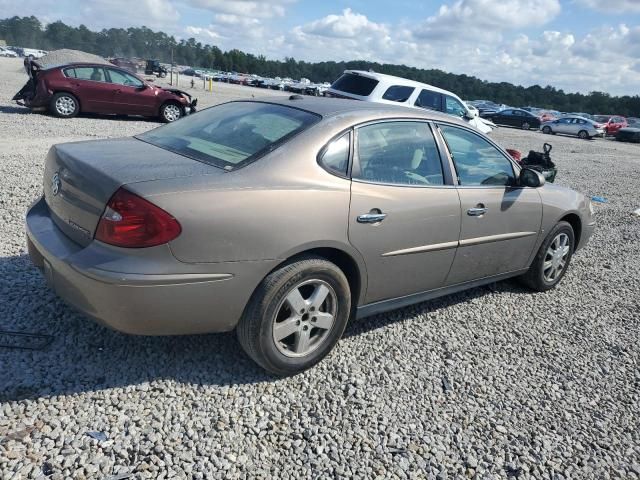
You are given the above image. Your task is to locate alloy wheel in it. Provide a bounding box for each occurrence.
[543,233,571,283]
[55,96,76,116]
[163,104,181,122]
[522,122,530,130]
[272,279,337,358]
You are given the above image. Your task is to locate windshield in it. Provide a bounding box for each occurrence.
[137,102,321,170]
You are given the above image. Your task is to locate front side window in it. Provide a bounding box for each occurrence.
[108,69,143,87]
[330,73,378,97]
[319,132,350,176]
[355,121,444,186]
[382,85,415,102]
[440,124,515,187]
[72,67,107,82]
[444,95,466,117]
[137,102,321,170]
[415,90,441,111]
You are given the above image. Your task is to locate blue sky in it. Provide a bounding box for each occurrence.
[2,0,640,95]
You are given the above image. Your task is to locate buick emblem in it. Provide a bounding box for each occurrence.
[51,173,61,196]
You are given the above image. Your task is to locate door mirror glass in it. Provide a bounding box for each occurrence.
[519,168,545,188]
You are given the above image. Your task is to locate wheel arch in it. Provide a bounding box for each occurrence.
[268,244,367,309]
[559,212,582,247]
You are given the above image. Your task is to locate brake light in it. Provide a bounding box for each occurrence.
[95,188,181,248]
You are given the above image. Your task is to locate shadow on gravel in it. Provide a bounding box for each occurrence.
[343,280,530,339]
[0,105,32,115]
[0,253,529,402]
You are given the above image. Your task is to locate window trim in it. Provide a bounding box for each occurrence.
[434,121,523,189]
[316,129,353,179]
[351,118,455,188]
[414,89,443,112]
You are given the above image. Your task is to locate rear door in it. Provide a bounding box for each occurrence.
[105,68,156,116]
[555,118,573,134]
[348,120,461,304]
[414,89,443,112]
[437,124,542,285]
[65,66,118,113]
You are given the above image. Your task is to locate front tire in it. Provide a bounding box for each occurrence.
[237,257,352,376]
[521,122,531,130]
[520,221,575,292]
[542,126,552,134]
[50,92,79,118]
[159,102,182,123]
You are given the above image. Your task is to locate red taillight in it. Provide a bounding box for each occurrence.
[95,188,181,248]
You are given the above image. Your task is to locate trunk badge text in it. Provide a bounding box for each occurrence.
[51,172,61,196]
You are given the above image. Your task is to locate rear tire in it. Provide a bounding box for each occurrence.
[520,221,575,292]
[542,126,552,134]
[159,102,182,123]
[578,130,589,140]
[237,256,351,376]
[522,122,531,130]
[50,92,79,118]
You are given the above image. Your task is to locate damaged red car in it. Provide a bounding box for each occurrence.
[13,61,196,122]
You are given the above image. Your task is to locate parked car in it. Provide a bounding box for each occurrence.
[0,46,18,57]
[13,60,196,122]
[539,111,557,123]
[326,70,495,134]
[626,117,639,127]
[593,115,627,136]
[483,108,542,130]
[541,116,605,139]
[25,97,595,375]
[615,127,640,143]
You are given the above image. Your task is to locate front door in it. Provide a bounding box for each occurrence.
[348,120,461,304]
[105,68,156,116]
[438,124,542,285]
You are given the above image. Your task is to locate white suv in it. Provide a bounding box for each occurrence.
[326,70,495,134]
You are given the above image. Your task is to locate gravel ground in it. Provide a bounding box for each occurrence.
[1,56,639,479]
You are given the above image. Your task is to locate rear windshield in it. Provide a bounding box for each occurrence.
[330,73,378,97]
[137,102,321,170]
[382,85,415,102]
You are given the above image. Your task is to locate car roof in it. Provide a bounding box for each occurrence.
[247,96,468,126]
[342,70,454,97]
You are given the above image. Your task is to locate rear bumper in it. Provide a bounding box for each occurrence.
[26,197,274,335]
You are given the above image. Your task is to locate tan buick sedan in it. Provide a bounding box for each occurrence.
[26,97,595,375]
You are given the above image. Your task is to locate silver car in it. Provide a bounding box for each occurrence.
[26,98,595,375]
[541,116,605,139]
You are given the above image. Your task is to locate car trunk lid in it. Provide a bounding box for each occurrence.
[43,137,217,247]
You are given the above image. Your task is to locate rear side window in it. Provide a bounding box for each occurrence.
[330,73,378,96]
[319,132,350,176]
[63,68,76,78]
[355,122,444,186]
[72,67,107,82]
[382,85,415,102]
[415,90,442,111]
[137,102,321,170]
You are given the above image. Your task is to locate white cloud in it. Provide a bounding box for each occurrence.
[414,0,561,39]
[298,8,388,39]
[213,14,260,27]
[82,0,180,29]
[185,25,221,40]
[184,0,292,18]
[578,0,640,12]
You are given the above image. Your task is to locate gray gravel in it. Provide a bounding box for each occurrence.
[1,56,639,479]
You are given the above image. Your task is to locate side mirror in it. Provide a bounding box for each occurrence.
[137,83,148,90]
[519,168,545,188]
[464,110,477,119]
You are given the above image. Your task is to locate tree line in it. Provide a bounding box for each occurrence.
[1,15,638,116]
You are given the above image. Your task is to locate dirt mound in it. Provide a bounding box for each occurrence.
[34,49,109,69]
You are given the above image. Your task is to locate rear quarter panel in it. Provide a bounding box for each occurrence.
[127,116,363,265]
